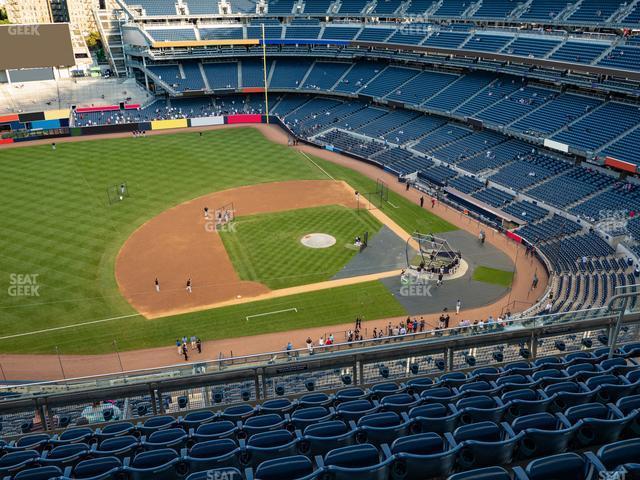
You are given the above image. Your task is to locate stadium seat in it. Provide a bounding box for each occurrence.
[561,402,635,446]
[389,432,461,480]
[247,455,316,480]
[193,421,238,442]
[181,438,241,473]
[138,416,176,435]
[95,422,135,441]
[513,452,592,480]
[502,389,554,420]
[318,443,394,480]
[370,382,406,399]
[408,403,461,433]
[355,411,411,445]
[405,377,436,395]
[585,438,640,477]
[242,429,300,467]
[584,374,634,403]
[241,414,288,437]
[91,435,141,459]
[40,443,91,467]
[453,395,509,424]
[187,467,242,480]
[379,393,421,414]
[52,427,94,445]
[12,465,64,480]
[299,393,334,408]
[0,450,40,477]
[179,410,216,429]
[63,456,122,480]
[291,406,334,429]
[221,405,257,422]
[336,399,379,423]
[260,398,296,416]
[142,428,189,451]
[299,420,356,457]
[511,412,578,459]
[545,382,594,411]
[448,466,512,480]
[123,448,184,480]
[446,421,522,469]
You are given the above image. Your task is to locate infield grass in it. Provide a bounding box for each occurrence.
[472,266,514,287]
[0,127,452,354]
[220,205,382,289]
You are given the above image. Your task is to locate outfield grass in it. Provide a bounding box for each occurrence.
[220,205,382,289]
[308,155,456,235]
[0,127,453,354]
[472,266,514,287]
[1,281,405,354]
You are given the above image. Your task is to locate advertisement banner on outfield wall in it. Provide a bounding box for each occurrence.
[543,138,569,153]
[190,116,224,127]
[226,114,262,124]
[151,119,189,130]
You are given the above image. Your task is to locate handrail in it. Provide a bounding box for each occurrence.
[606,283,640,358]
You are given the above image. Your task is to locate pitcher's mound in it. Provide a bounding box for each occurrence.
[301,233,336,249]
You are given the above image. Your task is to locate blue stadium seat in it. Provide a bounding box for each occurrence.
[318,443,394,480]
[7,434,50,452]
[222,405,257,422]
[41,443,90,467]
[408,403,461,434]
[510,412,577,459]
[502,389,554,421]
[379,393,421,414]
[179,410,216,429]
[298,393,334,408]
[123,448,183,480]
[138,416,176,436]
[260,398,296,416]
[0,450,40,477]
[513,452,592,480]
[187,467,242,480]
[585,438,640,478]
[63,456,122,480]
[12,465,63,480]
[193,421,238,442]
[91,436,141,459]
[453,395,509,424]
[446,421,522,469]
[448,466,512,480]
[291,406,334,429]
[243,429,300,468]
[300,420,356,457]
[584,374,634,403]
[52,427,94,446]
[561,402,635,446]
[181,438,241,473]
[241,414,288,437]
[95,422,135,441]
[545,382,594,411]
[142,428,189,451]
[336,399,379,423]
[355,411,411,445]
[389,432,461,480]
[247,455,317,480]
[405,377,436,394]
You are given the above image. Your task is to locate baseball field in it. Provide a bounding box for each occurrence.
[0,127,455,355]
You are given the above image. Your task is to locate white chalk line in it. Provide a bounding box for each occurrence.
[246,307,298,321]
[0,313,141,341]
[300,151,335,180]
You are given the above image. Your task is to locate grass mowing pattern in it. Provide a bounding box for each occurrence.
[220,205,382,289]
[307,155,456,235]
[5,281,404,354]
[0,128,453,354]
[472,266,514,287]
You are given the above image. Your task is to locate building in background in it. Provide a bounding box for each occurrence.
[5,0,101,34]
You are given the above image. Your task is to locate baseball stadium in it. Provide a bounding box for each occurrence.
[1,0,640,478]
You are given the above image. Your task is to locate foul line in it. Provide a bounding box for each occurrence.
[0,313,141,341]
[387,200,400,209]
[300,151,335,180]
[246,307,298,321]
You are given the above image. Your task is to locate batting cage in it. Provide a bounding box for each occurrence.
[107,182,130,205]
[214,202,235,230]
[364,179,389,210]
